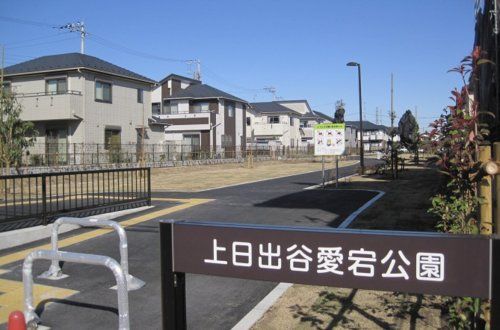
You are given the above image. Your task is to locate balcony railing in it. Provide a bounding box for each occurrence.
[16,90,84,121]
[14,90,82,98]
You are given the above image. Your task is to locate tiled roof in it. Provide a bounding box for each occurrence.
[250,101,301,116]
[166,84,248,103]
[345,120,388,131]
[4,53,155,83]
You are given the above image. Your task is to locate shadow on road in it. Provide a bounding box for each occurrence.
[254,189,377,228]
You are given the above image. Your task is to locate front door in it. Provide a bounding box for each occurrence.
[46,128,68,165]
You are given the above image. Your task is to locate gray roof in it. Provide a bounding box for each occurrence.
[345,120,388,131]
[4,53,155,84]
[159,73,201,85]
[250,102,301,116]
[312,111,335,122]
[166,84,248,103]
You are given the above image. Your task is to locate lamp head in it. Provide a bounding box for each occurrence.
[346,62,359,67]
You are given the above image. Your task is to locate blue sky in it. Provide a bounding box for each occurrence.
[1,1,475,130]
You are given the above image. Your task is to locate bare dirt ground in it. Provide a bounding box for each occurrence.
[253,165,449,330]
[151,159,358,192]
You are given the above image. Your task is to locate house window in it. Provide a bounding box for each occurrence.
[152,103,161,115]
[163,101,178,114]
[246,117,251,126]
[104,128,121,150]
[1,81,11,95]
[45,78,67,94]
[268,116,280,124]
[290,117,294,126]
[226,104,234,117]
[192,102,209,113]
[137,89,143,103]
[95,81,112,102]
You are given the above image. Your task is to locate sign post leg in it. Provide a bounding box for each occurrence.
[335,156,339,188]
[160,220,187,330]
[321,156,325,188]
[491,238,500,329]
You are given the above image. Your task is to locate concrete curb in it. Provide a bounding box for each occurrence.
[231,283,293,330]
[0,206,153,251]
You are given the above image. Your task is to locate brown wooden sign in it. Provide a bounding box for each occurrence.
[160,220,500,329]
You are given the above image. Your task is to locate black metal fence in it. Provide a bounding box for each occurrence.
[0,168,151,232]
[20,143,346,167]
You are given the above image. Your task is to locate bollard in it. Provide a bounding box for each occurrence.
[38,217,145,291]
[24,250,130,330]
[7,311,26,330]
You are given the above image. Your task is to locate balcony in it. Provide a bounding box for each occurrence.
[16,91,83,122]
[153,111,211,131]
[300,127,314,138]
[253,123,290,137]
[154,111,211,120]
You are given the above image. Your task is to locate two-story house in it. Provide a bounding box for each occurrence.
[247,102,302,148]
[150,74,248,156]
[3,53,156,164]
[268,100,335,146]
[345,120,391,152]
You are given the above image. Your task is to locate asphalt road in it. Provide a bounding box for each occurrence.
[0,160,380,330]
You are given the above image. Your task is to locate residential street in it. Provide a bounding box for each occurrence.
[0,161,380,330]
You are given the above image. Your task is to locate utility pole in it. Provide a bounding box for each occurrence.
[376,107,379,125]
[58,21,86,54]
[389,74,396,129]
[186,59,202,80]
[264,86,277,100]
[1,44,4,87]
[414,105,418,130]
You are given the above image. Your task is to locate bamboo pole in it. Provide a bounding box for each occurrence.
[479,145,493,235]
[494,142,500,234]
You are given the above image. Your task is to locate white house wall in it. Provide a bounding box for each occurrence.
[82,72,152,145]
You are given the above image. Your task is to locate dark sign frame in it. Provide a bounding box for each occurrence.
[160,220,500,330]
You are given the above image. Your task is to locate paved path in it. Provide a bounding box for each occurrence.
[0,161,380,330]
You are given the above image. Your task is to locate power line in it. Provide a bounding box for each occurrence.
[2,32,71,47]
[88,33,189,63]
[202,64,263,92]
[0,15,57,28]
[5,35,77,50]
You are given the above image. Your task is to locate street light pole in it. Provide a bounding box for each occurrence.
[347,62,364,174]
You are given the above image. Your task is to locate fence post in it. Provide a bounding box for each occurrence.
[479,145,493,235]
[41,174,47,226]
[167,144,170,161]
[97,144,100,165]
[147,168,151,206]
[160,220,187,330]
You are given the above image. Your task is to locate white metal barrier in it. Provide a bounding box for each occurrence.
[38,217,145,291]
[24,249,130,330]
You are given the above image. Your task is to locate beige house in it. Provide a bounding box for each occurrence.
[247,102,302,148]
[2,53,156,163]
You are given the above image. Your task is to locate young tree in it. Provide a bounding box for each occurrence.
[0,91,37,174]
[398,109,420,163]
[334,100,345,123]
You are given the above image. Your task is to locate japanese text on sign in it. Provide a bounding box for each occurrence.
[203,239,444,282]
